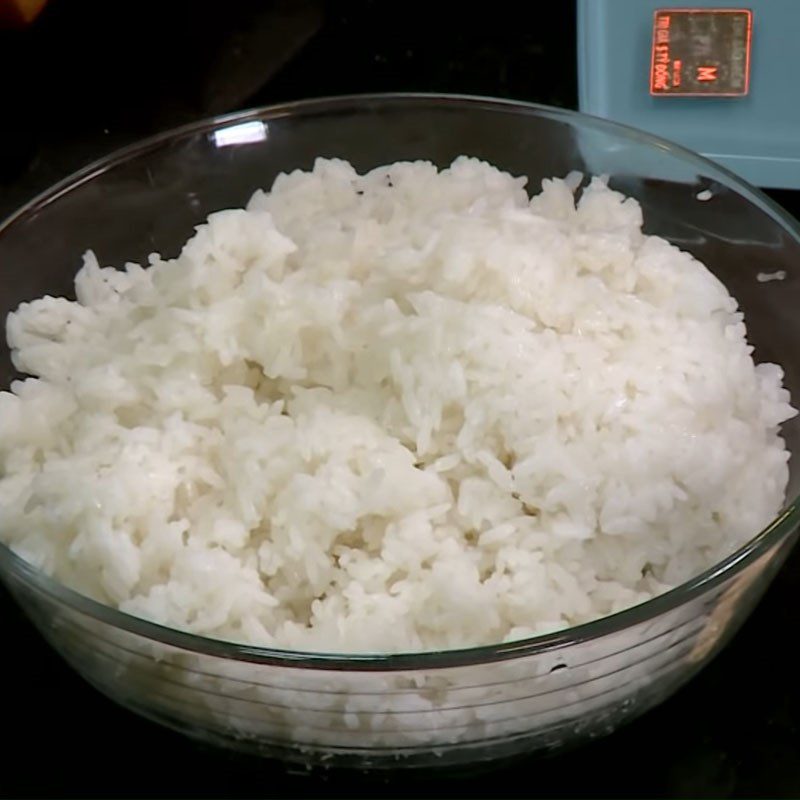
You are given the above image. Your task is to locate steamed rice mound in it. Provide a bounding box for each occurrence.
[0,157,794,653]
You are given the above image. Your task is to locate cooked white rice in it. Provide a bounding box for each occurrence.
[0,157,794,653]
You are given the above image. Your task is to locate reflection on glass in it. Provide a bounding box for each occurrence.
[212,121,268,148]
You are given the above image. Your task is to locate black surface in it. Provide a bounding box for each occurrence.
[1,2,799,797]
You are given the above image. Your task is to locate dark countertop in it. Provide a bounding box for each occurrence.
[1,2,799,797]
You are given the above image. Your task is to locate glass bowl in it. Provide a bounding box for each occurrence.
[1,94,799,771]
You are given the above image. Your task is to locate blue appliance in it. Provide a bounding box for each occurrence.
[577,0,800,188]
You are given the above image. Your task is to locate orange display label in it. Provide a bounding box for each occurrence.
[649,8,752,96]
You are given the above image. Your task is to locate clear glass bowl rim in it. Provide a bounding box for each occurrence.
[1,92,798,671]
